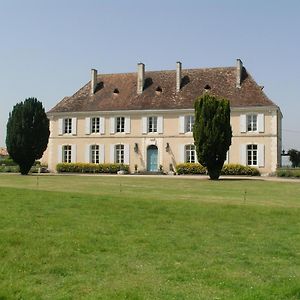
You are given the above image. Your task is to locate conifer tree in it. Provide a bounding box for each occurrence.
[193,93,232,180]
[6,98,50,175]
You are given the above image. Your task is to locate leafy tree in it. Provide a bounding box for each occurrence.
[193,93,232,180]
[288,149,300,168]
[6,98,50,175]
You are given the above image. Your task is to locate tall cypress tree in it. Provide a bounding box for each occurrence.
[6,98,50,175]
[193,93,232,180]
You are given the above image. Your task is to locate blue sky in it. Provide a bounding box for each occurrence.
[1,0,300,150]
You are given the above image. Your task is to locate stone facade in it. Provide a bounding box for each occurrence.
[43,60,282,174]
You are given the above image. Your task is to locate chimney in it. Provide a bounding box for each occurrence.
[91,69,97,94]
[137,63,145,94]
[176,61,182,92]
[236,59,243,88]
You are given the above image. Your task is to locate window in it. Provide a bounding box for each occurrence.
[247,144,257,166]
[91,117,100,133]
[247,115,257,132]
[185,144,196,163]
[115,144,124,163]
[116,117,125,133]
[64,118,72,134]
[148,116,157,133]
[185,115,195,133]
[91,145,99,164]
[63,145,72,163]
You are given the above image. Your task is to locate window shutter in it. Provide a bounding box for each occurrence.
[179,116,185,134]
[240,114,246,133]
[240,144,247,165]
[100,117,105,134]
[110,144,115,163]
[258,114,264,133]
[85,144,90,163]
[85,117,91,135]
[58,118,63,135]
[157,116,163,134]
[142,117,147,134]
[58,145,62,163]
[99,144,105,163]
[258,144,265,167]
[225,150,229,164]
[71,144,77,163]
[124,144,130,164]
[110,117,115,134]
[125,116,131,134]
[179,144,185,163]
[71,118,77,135]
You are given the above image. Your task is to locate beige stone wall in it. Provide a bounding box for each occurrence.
[43,107,281,174]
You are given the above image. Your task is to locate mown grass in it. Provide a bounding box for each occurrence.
[0,174,299,299]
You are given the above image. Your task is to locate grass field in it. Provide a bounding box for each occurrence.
[0,174,299,299]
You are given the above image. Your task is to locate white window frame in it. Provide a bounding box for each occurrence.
[115,144,124,163]
[64,118,72,134]
[247,114,257,132]
[185,115,195,133]
[91,144,100,164]
[247,144,258,166]
[63,145,72,163]
[116,117,125,133]
[148,116,158,133]
[91,117,100,134]
[185,144,196,163]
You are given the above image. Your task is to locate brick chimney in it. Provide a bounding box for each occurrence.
[91,69,97,94]
[236,59,243,88]
[176,61,182,92]
[137,63,145,94]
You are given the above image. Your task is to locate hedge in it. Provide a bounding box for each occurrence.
[276,168,300,178]
[56,163,130,174]
[176,163,260,176]
[176,163,206,175]
[221,164,260,176]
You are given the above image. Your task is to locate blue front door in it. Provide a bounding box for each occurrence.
[147,146,158,172]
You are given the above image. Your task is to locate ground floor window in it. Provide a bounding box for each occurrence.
[185,144,196,163]
[247,144,257,166]
[115,144,124,163]
[63,145,72,163]
[91,145,99,163]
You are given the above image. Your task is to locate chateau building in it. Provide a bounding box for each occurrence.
[43,59,282,174]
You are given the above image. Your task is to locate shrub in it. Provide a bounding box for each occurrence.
[0,165,19,173]
[221,164,260,176]
[0,158,18,166]
[56,163,129,174]
[176,163,260,176]
[276,168,300,178]
[176,163,207,175]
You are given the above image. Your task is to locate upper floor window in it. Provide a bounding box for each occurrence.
[59,117,77,135]
[64,118,72,134]
[115,144,124,163]
[116,117,125,133]
[63,145,72,163]
[240,114,264,133]
[91,117,100,133]
[247,144,257,166]
[185,144,196,163]
[247,115,257,132]
[148,116,158,133]
[185,115,195,133]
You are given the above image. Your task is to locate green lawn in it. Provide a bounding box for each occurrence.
[0,174,299,299]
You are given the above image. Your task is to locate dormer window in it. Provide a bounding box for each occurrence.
[113,88,119,95]
[155,86,162,95]
[204,84,211,91]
